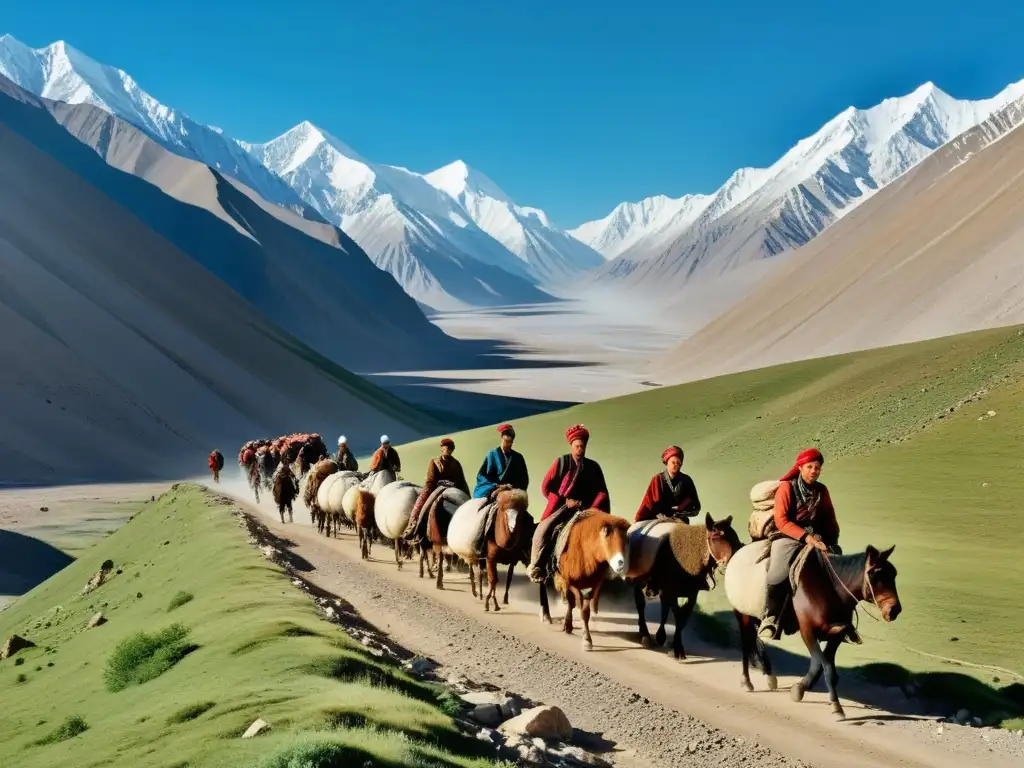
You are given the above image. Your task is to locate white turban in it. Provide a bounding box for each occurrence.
[337,435,346,445]
[380,435,390,444]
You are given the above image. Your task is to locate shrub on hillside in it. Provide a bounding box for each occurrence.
[35,715,88,745]
[104,624,198,692]
[167,591,194,612]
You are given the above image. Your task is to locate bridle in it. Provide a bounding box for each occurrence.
[821,551,883,622]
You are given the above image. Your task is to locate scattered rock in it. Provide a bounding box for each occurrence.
[324,607,336,619]
[86,612,106,629]
[936,725,944,736]
[39,506,48,512]
[499,705,573,742]
[955,709,971,725]
[516,743,546,764]
[1,635,35,660]
[461,691,511,707]
[469,703,504,726]
[242,718,270,738]
[403,657,435,677]
[988,410,997,417]
[971,717,983,728]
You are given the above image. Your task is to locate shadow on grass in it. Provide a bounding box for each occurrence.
[231,621,322,656]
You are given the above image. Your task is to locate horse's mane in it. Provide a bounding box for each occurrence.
[822,551,868,597]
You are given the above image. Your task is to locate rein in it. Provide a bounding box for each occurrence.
[820,551,882,623]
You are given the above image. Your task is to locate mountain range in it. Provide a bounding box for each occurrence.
[0,74,450,483]
[0,34,603,311]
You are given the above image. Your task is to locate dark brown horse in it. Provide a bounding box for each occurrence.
[630,514,742,660]
[538,510,631,651]
[272,468,299,524]
[468,488,535,612]
[352,489,376,560]
[417,487,470,589]
[727,543,902,719]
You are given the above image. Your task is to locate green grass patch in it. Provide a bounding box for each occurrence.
[104,623,198,692]
[0,485,505,768]
[389,324,1024,689]
[167,591,194,612]
[34,715,88,745]
[167,702,216,725]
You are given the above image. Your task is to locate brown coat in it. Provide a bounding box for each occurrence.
[425,456,470,497]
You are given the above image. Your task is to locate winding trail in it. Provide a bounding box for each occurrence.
[219,478,1021,768]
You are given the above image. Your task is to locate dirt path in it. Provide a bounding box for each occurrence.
[212,478,1022,768]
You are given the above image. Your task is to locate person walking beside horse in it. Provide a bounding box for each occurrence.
[473,424,529,499]
[527,424,610,584]
[759,447,841,640]
[634,445,701,523]
[335,436,359,472]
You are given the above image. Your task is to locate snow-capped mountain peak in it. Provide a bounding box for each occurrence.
[569,193,713,260]
[426,159,511,204]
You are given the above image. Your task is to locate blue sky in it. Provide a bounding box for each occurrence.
[6,1,1024,227]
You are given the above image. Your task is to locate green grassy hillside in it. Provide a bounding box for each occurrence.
[392,326,1024,690]
[0,485,502,768]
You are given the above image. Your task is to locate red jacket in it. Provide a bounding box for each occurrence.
[773,480,839,545]
[634,471,700,522]
[540,455,610,520]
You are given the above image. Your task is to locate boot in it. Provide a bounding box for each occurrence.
[759,581,789,640]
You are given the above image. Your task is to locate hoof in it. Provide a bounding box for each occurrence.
[640,635,652,648]
[790,683,805,702]
[766,675,778,691]
[654,629,667,646]
[742,679,754,693]
[831,702,845,720]
[493,604,501,612]
[503,597,509,605]
[484,603,490,613]
[582,640,593,652]
[670,649,687,662]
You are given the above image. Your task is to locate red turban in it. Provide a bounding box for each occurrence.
[565,424,590,444]
[780,448,824,482]
[440,437,455,449]
[497,423,515,437]
[661,446,683,464]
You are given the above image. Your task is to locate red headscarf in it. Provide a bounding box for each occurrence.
[661,445,683,464]
[497,423,515,437]
[565,424,590,444]
[440,437,455,449]
[780,448,824,482]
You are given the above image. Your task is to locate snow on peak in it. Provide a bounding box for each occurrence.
[570,193,712,259]
[425,159,511,204]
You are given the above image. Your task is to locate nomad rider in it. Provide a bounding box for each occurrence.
[473,423,529,499]
[369,435,401,474]
[403,437,470,537]
[335,436,359,472]
[634,445,701,523]
[527,424,611,583]
[760,447,841,640]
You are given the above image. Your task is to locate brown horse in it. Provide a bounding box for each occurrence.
[303,459,338,533]
[538,510,631,651]
[417,487,470,589]
[630,514,741,660]
[468,488,535,612]
[727,543,902,719]
[272,468,298,524]
[352,489,376,560]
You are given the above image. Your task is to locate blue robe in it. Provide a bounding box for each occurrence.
[473,447,529,499]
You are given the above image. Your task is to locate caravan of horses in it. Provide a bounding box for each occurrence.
[225,426,903,720]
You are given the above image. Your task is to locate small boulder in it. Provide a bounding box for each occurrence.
[499,705,573,742]
[87,612,107,629]
[469,703,503,726]
[1,635,35,660]
[460,691,511,707]
[242,718,271,738]
[955,708,971,725]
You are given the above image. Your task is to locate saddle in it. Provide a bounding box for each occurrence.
[404,482,454,544]
[543,508,592,578]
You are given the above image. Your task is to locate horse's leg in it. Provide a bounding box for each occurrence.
[445,553,453,573]
[418,543,427,578]
[563,588,577,635]
[278,505,285,524]
[822,636,844,719]
[737,611,755,691]
[635,585,652,647]
[655,594,671,647]
[486,555,499,612]
[503,563,514,605]
[395,539,403,571]
[435,543,445,590]
[580,591,593,651]
[791,620,825,704]
[539,583,552,624]
[468,560,477,598]
[288,502,293,523]
[670,593,697,661]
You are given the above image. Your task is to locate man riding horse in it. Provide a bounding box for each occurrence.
[369,435,401,473]
[634,445,701,523]
[403,437,471,539]
[760,447,841,640]
[473,423,529,499]
[527,424,611,583]
[335,435,359,472]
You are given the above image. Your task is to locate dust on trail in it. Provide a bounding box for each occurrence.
[208,475,1024,768]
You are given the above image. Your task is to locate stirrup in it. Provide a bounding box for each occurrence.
[758,618,780,640]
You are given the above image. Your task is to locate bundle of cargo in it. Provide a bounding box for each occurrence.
[747,480,781,541]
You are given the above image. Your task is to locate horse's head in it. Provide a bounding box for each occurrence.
[598,515,631,576]
[705,514,741,567]
[865,545,901,622]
